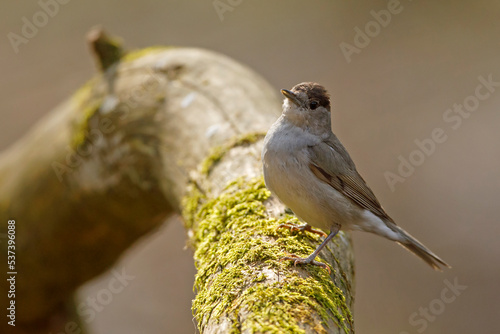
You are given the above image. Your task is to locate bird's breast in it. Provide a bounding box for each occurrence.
[262,122,363,231]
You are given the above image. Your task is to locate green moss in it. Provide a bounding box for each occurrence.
[200,132,266,175]
[181,183,206,231]
[200,145,226,176]
[122,46,174,63]
[183,177,353,333]
[71,100,102,149]
[69,79,103,149]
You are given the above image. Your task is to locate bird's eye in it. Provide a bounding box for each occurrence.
[309,101,319,110]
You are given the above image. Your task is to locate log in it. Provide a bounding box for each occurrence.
[184,139,355,333]
[0,29,354,333]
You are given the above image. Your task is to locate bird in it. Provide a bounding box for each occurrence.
[262,82,450,272]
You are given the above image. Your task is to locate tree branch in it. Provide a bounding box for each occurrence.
[0,30,355,333]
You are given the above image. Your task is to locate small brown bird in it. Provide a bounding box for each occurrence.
[262,82,450,271]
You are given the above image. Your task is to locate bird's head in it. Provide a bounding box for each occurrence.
[281,82,332,133]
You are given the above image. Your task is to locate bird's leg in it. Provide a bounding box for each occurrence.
[277,222,327,237]
[281,225,340,273]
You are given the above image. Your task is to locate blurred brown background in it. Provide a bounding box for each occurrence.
[1,0,499,333]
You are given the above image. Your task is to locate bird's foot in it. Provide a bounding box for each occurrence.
[277,223,327,237]
[280,254,331,274]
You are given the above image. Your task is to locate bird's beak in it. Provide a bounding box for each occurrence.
[281,89,301,107]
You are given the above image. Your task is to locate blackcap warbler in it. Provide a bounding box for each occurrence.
[262,82,450,271]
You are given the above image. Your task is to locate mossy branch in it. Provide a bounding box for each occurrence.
[0,29,355,334]
[183,136,355,333]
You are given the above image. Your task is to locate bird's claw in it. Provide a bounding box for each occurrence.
[280,254,331,274]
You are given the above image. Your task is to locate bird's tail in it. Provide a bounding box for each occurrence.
[395,226,451,271]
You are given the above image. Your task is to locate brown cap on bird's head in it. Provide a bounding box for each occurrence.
[291,82,331,112]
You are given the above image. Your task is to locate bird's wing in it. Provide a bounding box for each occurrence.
[307,138,393,222]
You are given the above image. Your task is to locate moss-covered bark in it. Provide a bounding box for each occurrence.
[183,137,355,334]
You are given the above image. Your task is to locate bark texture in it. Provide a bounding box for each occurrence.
[0,30,355,334]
